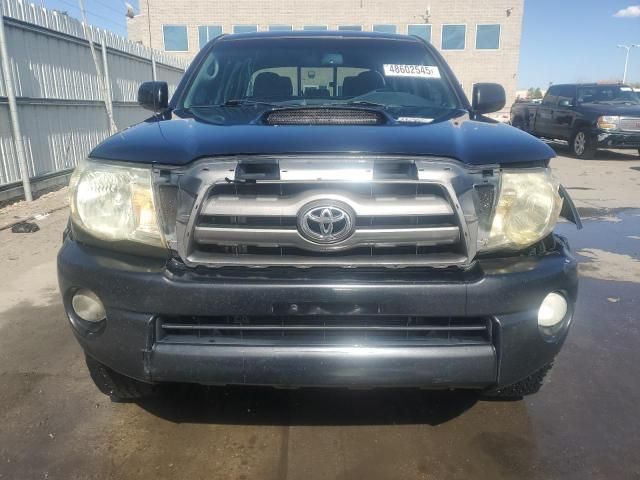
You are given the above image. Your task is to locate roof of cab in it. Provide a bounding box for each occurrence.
[216,30,424,42]
[550,82,628,88]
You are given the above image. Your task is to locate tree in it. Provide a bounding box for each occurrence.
[525,87,543,99]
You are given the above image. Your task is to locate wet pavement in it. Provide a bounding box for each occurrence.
[1,169,639,479]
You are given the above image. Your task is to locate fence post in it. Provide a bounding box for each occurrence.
[0,8,33,201]
[151,51,157,81]
[100,35,116,133]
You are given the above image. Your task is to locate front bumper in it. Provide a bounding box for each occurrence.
[57,237,578,390]
[595,130,640,149]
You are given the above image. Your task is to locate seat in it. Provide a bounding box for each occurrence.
[342,71,385,97]
[253,72,293,99]
[305,87,330,98]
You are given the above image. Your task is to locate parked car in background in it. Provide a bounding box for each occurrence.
[486,110,511,123]
[58,31,582,401]
[510,83,640,158]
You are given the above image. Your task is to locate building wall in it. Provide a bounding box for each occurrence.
[128,0,524,106]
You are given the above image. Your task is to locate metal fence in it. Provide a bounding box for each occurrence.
[0,0,188,192]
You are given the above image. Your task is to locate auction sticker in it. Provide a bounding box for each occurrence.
[383,64,441,78]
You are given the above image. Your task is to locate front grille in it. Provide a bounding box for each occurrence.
[264,108,386,125]
[172,156,486,269]
[619,117,640,132]
[157,315,493,347]
[189,179,465,267]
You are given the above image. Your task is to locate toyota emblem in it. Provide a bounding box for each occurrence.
[298,202,355,244]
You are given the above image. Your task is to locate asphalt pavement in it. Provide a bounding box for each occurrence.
[0,147,638,480]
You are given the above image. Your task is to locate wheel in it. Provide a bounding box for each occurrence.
[85,355,154,401]
[484,363,553,399]
[570,129,596,159]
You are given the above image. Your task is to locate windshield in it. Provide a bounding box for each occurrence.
[180,37,462,122]
[577,85,640,105]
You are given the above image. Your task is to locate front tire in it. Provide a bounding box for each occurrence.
[571,129,596,159]
[484,363,553,399]
[85,355,154,401]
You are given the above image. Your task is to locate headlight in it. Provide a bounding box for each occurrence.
[597,116,619,130]
[69,158,165,248]
[481,169,562,252]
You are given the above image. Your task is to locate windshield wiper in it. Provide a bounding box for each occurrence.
[221,99,280,107]
[188,99,280,108]
[342,100,393,108]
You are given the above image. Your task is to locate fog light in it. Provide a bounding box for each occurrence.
[71,289,106,323]
[538,292,568,328]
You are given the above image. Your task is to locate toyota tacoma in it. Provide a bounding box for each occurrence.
[58,31,581,400]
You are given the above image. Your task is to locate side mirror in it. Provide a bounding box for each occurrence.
[138,81,168,112]
[472,83,506,114]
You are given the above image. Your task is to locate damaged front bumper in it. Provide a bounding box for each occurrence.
[595,131,640,149]
[57,235,578,390]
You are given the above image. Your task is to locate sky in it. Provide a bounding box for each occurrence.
[31,0,139,36]
[36,0,640,89]
[519,0,640,88]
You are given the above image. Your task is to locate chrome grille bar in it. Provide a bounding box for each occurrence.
[201,190,454,217]
[194,225,460,249]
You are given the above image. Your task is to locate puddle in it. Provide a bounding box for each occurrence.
[577,249,640,283]
[557,209,640,260]
[557,209,640,283]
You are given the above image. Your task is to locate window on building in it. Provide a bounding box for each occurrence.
[476,24,500,49]
[338,25,362,31]
[269,25,293,31]
[198,25,222,49]
[372,24,397,34]
[233,25,258,34]
[442,24,466,50]
[303,25,328,31]
[163,25,188,52]
[407,24,431,42]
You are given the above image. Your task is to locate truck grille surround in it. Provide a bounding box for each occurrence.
[165,156,500,269]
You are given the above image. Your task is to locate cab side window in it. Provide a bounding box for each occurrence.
[555,86,576,107]
[542,86,559,106]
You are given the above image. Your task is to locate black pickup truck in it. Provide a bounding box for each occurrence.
[511,83,640,158]
[58,31,582,401]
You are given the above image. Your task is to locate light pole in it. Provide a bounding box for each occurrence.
[617,44,639,84]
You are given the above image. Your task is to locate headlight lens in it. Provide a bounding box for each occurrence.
[597,116,619,130]
[482,169,562,251]
[69,159,165,247]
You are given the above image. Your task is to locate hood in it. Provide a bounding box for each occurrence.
[91,111,555,166]
[579,103,640,117]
